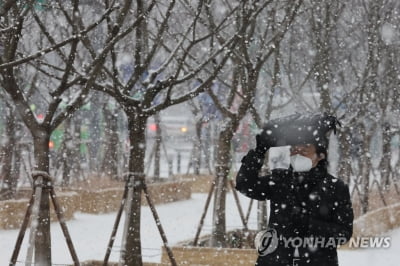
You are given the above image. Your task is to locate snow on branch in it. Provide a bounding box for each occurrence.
[0,6,117,69]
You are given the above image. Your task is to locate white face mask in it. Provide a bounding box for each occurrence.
[290,154,313,172]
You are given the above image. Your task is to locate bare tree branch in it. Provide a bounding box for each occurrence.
[0,6,117,69]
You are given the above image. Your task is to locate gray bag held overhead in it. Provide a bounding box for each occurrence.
[259,113,341,148]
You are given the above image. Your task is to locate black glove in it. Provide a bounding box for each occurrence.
[240,149,264,171]
[255,134,271,156]
[239,134,272,173]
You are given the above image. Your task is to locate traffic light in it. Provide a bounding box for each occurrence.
[149,124,157,131]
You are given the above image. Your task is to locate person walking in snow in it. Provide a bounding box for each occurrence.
[236,113,353,266]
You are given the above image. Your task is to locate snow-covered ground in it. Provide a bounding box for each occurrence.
[0,193,399,265]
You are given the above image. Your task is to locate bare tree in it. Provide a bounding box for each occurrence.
[0,1,143,264]
[201,0,303,247]
[283,0,400,215]
[336,0,400,214]
[86,0,248,264]
[308,0,345,112]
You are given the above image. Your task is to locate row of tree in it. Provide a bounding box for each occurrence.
[1,0,400,265]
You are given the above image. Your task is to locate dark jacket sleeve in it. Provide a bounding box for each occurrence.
[235,149,273,201]
[305,181,354,243]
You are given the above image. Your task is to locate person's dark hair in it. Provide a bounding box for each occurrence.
[315,144,328,171]
[316,143,328,157]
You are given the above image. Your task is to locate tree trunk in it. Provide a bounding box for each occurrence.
[153,114,161,180]
[120,113,147,266]
[380,123,392,190]
[73,116,83,179]
[11,140,22,193]
[258,152,269,230]
[210,126,233,247]
[61,119,73,186]
[0,112,18,199]
[32,129,51,266]
[88,94,103,172]
[203,123,212,174]
[59,116,82,186]
[310,1,334,113]
[193,120,202,175]
[360,124,372,214]
[101,104,119,178]
[338,126,352,184]
[258,201,268,230]
[316,42,332,113]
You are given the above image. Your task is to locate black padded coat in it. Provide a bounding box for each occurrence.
[235,150,354,266]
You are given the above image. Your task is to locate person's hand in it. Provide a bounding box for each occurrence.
[255,134,271,155]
